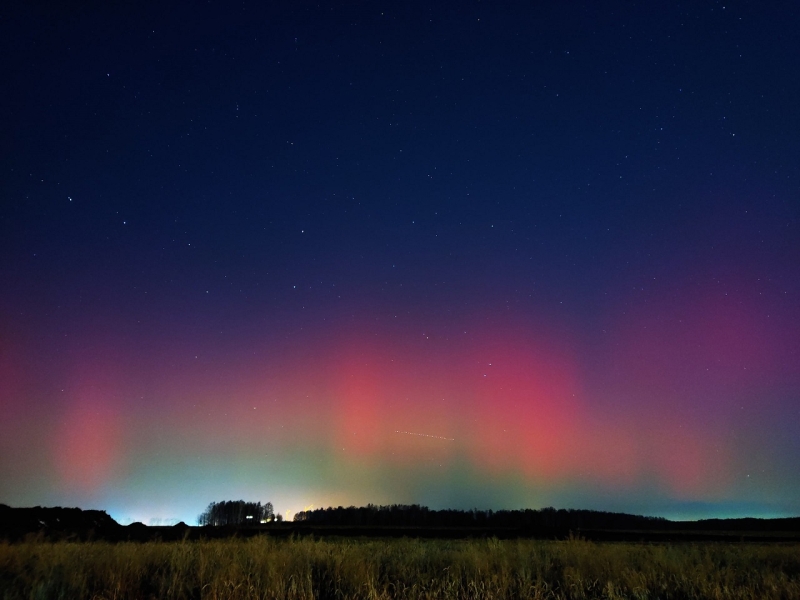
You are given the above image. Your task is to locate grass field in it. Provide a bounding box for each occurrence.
[2,535,799,599]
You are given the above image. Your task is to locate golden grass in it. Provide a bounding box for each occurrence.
[1,535,799,599]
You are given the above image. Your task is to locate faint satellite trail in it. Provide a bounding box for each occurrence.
[395,430,454,441]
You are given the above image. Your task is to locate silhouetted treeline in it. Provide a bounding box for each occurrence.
[0,504,120,541]
[293,504,800,533]
[197,500,279,526]
[3,503,800,543]
[293,504,671,530]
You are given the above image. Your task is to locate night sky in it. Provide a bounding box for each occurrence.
[1,1,799,525]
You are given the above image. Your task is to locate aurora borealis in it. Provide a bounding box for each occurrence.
[1,1,798,524]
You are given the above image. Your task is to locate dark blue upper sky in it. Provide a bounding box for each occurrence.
[4,1,798,310]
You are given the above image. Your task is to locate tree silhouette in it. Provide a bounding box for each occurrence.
[292,504,669,531]
[197,500,274,526]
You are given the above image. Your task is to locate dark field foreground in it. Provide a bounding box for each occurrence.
[3,537,800,600]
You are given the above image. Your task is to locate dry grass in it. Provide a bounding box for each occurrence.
[1,535,799,599]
